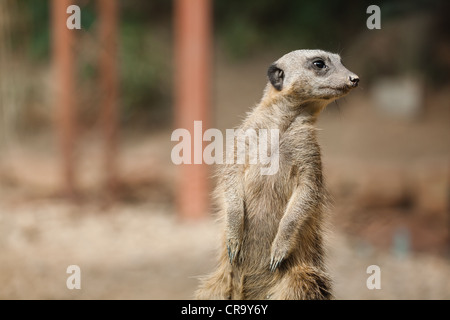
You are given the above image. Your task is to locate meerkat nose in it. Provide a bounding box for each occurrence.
[349,75,360,87]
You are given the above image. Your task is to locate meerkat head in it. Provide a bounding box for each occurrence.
[267,50,359,104]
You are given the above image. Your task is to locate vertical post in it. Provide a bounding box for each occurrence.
[174,0,212,219]
[98,0,119,196]
[52,0,77,197]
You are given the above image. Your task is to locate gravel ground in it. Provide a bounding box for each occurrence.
[0,197,448,300]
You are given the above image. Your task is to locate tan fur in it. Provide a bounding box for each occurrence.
[196,50,359,300]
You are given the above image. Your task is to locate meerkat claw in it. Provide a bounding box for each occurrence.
[227,247,234,264]
[269,257,282,272]
[227,238,240,265]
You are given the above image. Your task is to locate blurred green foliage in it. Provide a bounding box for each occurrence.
[214,0,445,58]
[19,0,50,60]
[214,0,355,57]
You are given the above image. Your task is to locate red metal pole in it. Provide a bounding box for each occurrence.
[52,0,77,197]
[98,0,120,196]
[174,0,212,219]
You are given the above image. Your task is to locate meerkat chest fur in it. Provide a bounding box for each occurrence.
[244,112,321,196]
[238,104,325,258]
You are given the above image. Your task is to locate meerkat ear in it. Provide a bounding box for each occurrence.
[267,63,284,91]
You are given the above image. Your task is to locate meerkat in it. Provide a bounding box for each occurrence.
[195,49,359,300]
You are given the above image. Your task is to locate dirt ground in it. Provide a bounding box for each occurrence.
[0,55,449,300]
[0,191,448,300]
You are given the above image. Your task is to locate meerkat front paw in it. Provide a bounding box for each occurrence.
[226,237,241,265]
[269,239,290,272]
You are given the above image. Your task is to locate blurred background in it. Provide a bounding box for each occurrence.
[0,0,448,299]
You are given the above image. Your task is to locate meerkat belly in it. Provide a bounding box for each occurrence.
[241,161,294,266]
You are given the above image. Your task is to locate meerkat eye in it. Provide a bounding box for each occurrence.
[313,60,326,69]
